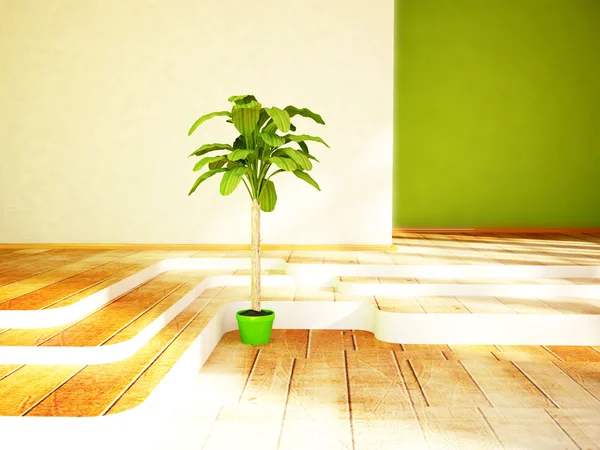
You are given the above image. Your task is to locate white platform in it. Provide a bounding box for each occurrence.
[1,258,600,449]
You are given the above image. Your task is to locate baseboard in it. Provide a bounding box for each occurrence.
[0,243,395,251]
[393,228,600,234]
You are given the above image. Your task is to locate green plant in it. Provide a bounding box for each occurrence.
[187,94,328,313]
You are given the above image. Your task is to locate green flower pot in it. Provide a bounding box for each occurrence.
[236,309,275,345]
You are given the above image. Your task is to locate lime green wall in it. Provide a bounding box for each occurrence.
[393,0,600,228]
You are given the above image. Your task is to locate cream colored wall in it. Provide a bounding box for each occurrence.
[0,0,393,245]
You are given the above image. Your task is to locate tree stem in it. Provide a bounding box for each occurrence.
[250,199,261,311]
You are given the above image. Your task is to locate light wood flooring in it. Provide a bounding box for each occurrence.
[0,233,598,431]
[181,329,600,449]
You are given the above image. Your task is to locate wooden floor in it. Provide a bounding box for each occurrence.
[181,329,600,449]
[0,233,598,430]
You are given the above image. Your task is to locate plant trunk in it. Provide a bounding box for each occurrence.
[250,199,261,311]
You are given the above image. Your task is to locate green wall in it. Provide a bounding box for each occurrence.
[393,0,600,228]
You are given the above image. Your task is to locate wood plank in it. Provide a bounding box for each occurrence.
[480,408,578,449]
[461,360,555,408]
[0,250,137,310]
[0,249,103,289]
[351,330,400,351]
[547,409,600,450]
[201,352,293,450]
[101,274,214,345]
[259,329,308,359]
[454,297,515,314]
[541,298,600,315]
[553,362,600,402]
[0,365,83,415]
[0,271,193,346]
[0,250,131,304]
[402,344,451,352]
[307,330,354,358]
[0,249,51,267]
[375,296,425,313]
[496,297,561,314]
[515,361,600,410]
[493,346,561,362]
[407,360,492,408]
[25,297,211,416]
[416,296,471,314]
[278,350,352,450]
[443,346,499,361]
[41,271,195,346]
[546,346,600,362]
[414,407,502,449]
[346,348,426,449]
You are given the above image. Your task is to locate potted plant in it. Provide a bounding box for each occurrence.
[187,95,328,344]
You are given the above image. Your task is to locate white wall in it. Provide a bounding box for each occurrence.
[0,0,393,245]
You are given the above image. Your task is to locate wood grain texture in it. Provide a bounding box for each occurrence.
[480,407,579,449]
[515,361,600,410]
[461,360,556,408]
[414,407,502,449]
[546,409,600,450]
[408,360,493,408]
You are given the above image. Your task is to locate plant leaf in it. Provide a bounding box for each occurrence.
[188,111,231,136]
[228,149,253,161]
[264,107,291,133]
[284,134,330,148]
[293,170,321,191]
[261,120,277,134]
[290,123,297,132]
[284,106,325,125]
[220,166,248,196]
[260,132,286,147]
[277,148,312,171]
[188,143,233,158]
[228,95,258,105]
[267,168,285,179]
[209,159,227,170]
[259,179,277,212]
[188,168,227,195]
[193,155,226,172]
[257,109,270,129]
[233,136,246,150]
[268,156,297,171]
[232,100,261,137]
[296,141,320,162]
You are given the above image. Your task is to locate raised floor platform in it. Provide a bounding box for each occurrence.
[0,233,598,449]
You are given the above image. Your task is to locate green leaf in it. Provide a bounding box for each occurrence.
[293,170,321,191]
[290,123,297,132]
[232,100,261,137]
[259,179,277,212]
[264,107,291,132]
[188,111,231,136]
[262,120,277,134]
[220,166,248,196]
[268,156,297,171]
[284,106,325,125]
[233,136,246,150]
[257,109,270,129]
[284,134,330,148]
[277,148,312,171]
[228,149,253,161]
[193,155,226,172]
[188,168,227,195]
[209,159,227,170]
[267,168,285,179]
[188,143,232,158]
[260,132,286,147]
[228,95,258,105]
[297,141,319,162]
